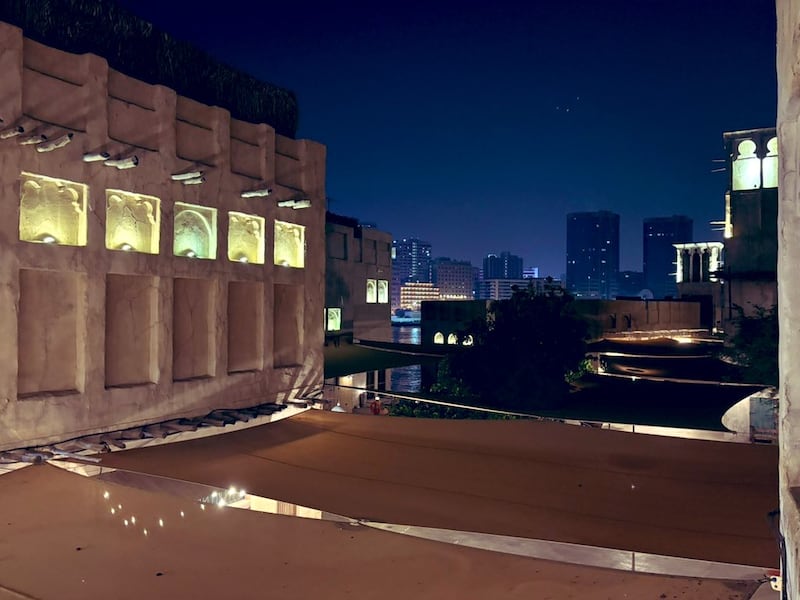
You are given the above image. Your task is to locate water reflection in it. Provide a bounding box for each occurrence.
[390,365,422,394]
[391,326,422,393]
[392,325,421,345]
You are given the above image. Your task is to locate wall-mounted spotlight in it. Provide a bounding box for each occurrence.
[180,249,197,258]
[38,234,57,244]
[36,133,73,153]
[19,133,47,146]
[240,187,272,198]
[83,151,110,163]
[119,243,134,252]
[0,125,24,139]
[277,198,312,209]
[171,170,203,181]
[104,155,139,170]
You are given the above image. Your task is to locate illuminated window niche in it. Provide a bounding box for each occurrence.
[462,334,474,346]
[174,202,217,259]
[433,332,444,344]
[762,136,778,189]
[326,308,342,331]
[274,220,305,268]
[105,189,160,254]
[228,211,265,264]
[447,333,458,345]
[732,139,761,191]
[377,279,389,303]
[366,279,377,303]
[19,172,88,246]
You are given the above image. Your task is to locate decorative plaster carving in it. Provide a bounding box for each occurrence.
[106,189,160,254]
[228,211,265,264]
[19,172,87,246]
[274,220,305,268]
[174,202,217,259]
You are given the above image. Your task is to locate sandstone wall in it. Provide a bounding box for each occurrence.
[0,22,326,449]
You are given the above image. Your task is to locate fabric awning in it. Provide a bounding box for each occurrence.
[0,464,763,599]
[100,410,779,568]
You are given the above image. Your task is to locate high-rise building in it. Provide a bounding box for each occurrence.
[432,258,474,300]
[566,211,620,299]
[483,252,523,280]
[392,238,432,282]
[523,266,540,279]
[391,237,432,309]
[643,216,693,299]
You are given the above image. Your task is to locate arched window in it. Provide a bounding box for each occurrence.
[433,332,444,344]
[762,136,778,189]
[462,334,474,346]
[732,139,761,190]
[447,333,458,345]
[366,279,377,303]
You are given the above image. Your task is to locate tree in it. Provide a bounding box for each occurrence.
[430,284,589,411]
[723,304,779,386]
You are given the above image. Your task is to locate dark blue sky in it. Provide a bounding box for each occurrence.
[118,0,777,277]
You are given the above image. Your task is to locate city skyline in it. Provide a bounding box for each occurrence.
[116,0,777,277]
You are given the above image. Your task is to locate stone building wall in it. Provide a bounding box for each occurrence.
[0,22,326,450]
[325,214,392,343]
[574,299,703,341]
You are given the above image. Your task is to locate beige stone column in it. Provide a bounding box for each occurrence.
[0,23,23,408]
[777,1,800,596]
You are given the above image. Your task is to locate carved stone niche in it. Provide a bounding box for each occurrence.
[173,202,218,260]
[227,211,265,265]
[105,189,161,254]
[274,220,305,268]
[19,172,88,246]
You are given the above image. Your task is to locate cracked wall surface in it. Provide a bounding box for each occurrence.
[0,21,326,449]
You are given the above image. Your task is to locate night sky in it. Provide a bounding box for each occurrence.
[117,0,777,277]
